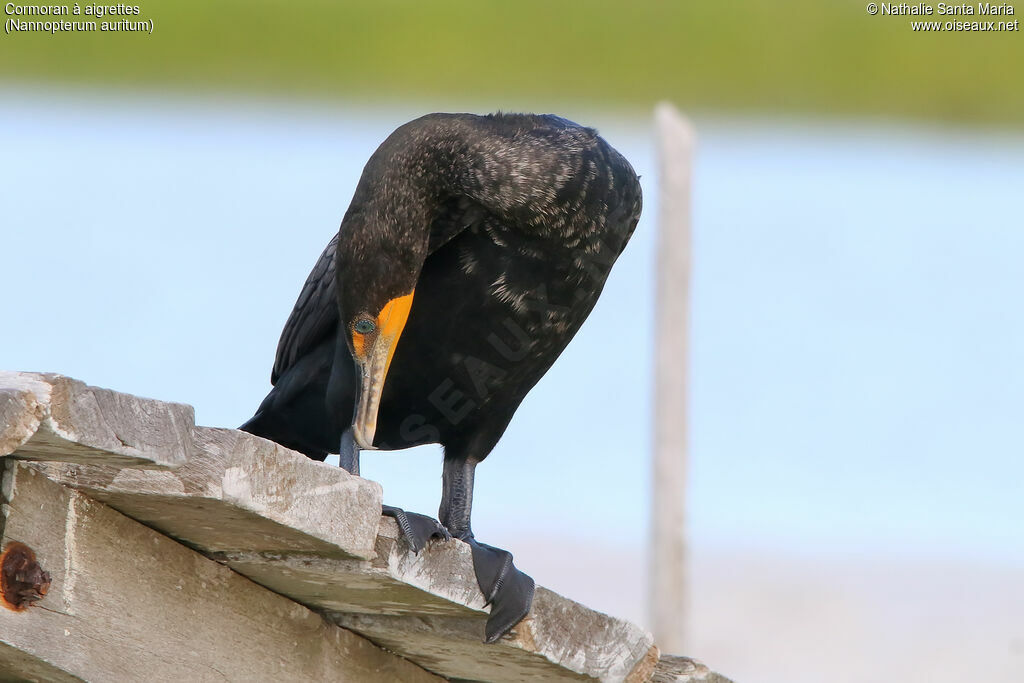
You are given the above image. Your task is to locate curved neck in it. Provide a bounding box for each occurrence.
[335,113,598,316]
[350,113,589,233]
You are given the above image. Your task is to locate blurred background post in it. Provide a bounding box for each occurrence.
[650,102,695,655]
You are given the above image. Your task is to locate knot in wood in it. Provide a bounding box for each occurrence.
[1,542,52,611]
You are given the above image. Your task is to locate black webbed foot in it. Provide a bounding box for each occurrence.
[382,505,451,553]
[466,536,536,643]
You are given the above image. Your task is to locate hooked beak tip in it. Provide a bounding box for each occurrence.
[351,416,376,450]
[353,430,375,450]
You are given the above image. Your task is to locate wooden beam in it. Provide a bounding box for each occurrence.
[36,426,383,561]
[38,459,661,681]
[0,372,190,469]
[334,584,662,682]
[0,371,732,681]
[654,655,734,682]
[0,461,439,682]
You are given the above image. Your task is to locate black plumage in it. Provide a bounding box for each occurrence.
[242,112,641,641]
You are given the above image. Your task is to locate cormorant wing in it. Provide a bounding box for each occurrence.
[271,234,340,385]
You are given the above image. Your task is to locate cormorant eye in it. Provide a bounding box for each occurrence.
[354,319,376,335]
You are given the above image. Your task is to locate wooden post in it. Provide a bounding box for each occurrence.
[649,102,694,654]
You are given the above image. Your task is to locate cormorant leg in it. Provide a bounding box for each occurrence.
[374,445,448,552]
[338,428,360,475]
[439,456,477,540]
[440,456,536,644]
[339,429,449,551]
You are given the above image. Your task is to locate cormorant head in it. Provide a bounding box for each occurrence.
[335,119,454,449]
[336,207,425,450]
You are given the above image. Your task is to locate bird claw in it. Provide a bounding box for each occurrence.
[380,507,534,643]
[466,536,536,643]
[381,505,451,553]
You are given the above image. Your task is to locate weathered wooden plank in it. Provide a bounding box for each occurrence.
[0,642,84,683]
[334,587,660,683]
[652,655,734,683]
[0,377,46,458]
[25,428,659,680]
[326,526,658,683]
[0,372,190,469]
[33,426,383,561]
[29,434,659,679]
[0,461,440,683]
[218,519,485,619]
[1,372,733,682]
[196,516,659,681]
[13,458,659,682]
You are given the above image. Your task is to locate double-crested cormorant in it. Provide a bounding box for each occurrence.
[241,112,642,642]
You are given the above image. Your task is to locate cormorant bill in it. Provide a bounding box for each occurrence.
[241,112,642,643]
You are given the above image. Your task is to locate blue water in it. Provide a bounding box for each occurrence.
[2,86,1022,564]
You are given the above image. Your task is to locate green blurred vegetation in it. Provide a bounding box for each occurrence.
[1,0,1021,125]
